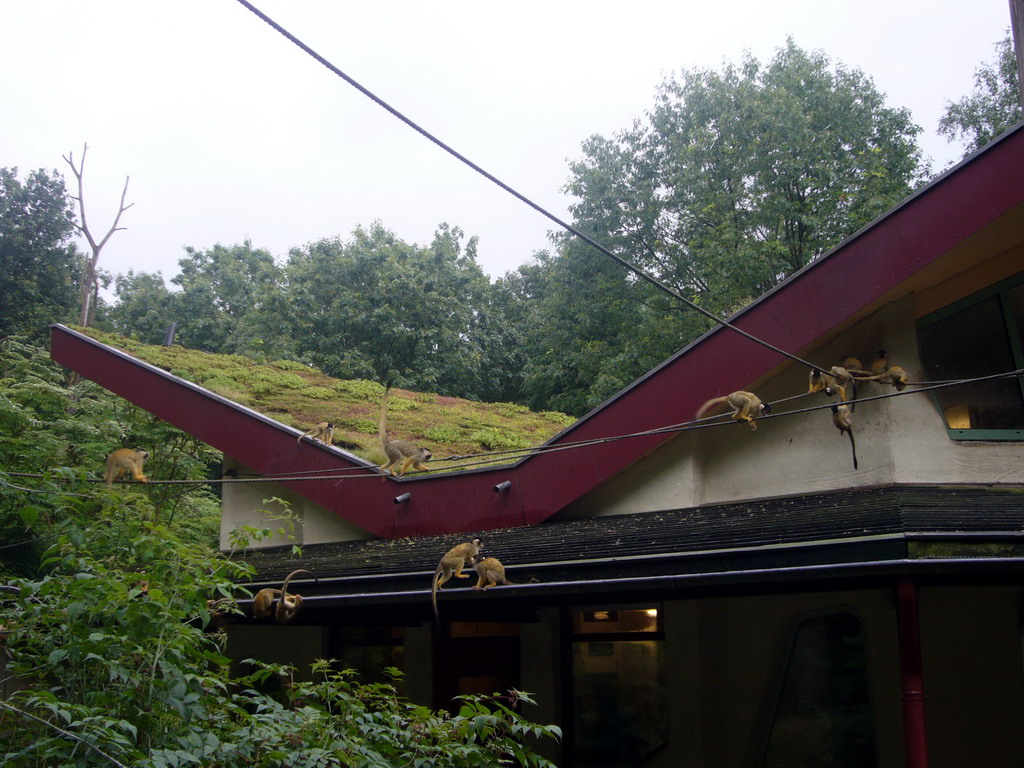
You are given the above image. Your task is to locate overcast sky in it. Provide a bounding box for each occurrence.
[0,1,1013,287]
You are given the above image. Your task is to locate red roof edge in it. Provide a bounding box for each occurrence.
[51,123,1024,538]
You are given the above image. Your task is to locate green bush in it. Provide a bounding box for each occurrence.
[423,425,464,444]
[0,505,561,767]
[303,386,335,400]
[333,379,386,399]
[541,411,576,428]
[494,402,530,417]
[470,428,533,451]
[339,418,378,434]
[270,359,308,371]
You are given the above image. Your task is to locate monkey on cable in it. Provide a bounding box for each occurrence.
[378,387,432,476]
[840,355,867,374]
[839,357,871,404]
[696,391,771,431]
[431,538,482,627]
[877,365,909,391]
[104,448,149,485]
[855,353,909,391]
[808,366,854,402]
[253,569,317,624]
[473,557,511,591]
[297,421,334,446]
[830,404,858,470]
[869,350,888,376]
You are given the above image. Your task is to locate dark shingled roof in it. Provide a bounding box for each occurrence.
[234,484,1024,622]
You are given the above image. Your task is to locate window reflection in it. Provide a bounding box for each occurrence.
[571,608,666,767]
[764,612,875,768]
[917,273,1024,435]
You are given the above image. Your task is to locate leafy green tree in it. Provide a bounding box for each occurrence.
[0,167,83,341]
[104,270,179,345]
[511,244,708,416]
[939,33,1023,156]
[518,39,925,413]
[0,462,559,766]
[569,38,924,307]
[0,337,221,563]
[1,338,561,765]
[171,240,293,360]
[469,267,535,404]
[286,222,489,394]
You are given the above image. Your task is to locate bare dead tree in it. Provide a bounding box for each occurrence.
[63,143,134,327]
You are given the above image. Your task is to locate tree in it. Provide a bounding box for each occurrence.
[286,222,488,393]
[519,39,925,413]
[105,270,179,345]
[0,341,561,764]
[0,167,83,341]
[511,243,709,416]
[939,33,1023,157]
[170,240,293,359]
[63,144,133,328]
[0,337,222,553]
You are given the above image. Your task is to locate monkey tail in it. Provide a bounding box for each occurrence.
[846,430,858,470]
[695,396,728,420]
[379,386,392,447]
[431,565,442,630]
[280,568,317,597]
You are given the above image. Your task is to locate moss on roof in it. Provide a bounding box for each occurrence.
[77,328,575,471]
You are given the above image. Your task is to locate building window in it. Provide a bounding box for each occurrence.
[569,608,666,768]
[327,625,405,689]
[763,611,875,768]
[435,622,521,711]
[917,271,1024,439]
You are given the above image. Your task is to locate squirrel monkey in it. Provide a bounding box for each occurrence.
[253,569,317,624]
[879,365,909,391]
[858,358,909,391]
[378,389,432,476]
[104,448,149,485]
[298,421,334,446]
[696,391,771,430]
[473,557,511,590]
[840,355,866,374]
[809,366,853,401]
[831,404,858,470]
[431,538,482,626]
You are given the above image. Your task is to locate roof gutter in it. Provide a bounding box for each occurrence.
[239,556,1024,610]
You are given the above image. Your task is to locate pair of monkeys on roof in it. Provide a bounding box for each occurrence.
[697,351,910,470]
[431,537,508,627]
[297,387,432,477]
[247,538,504,627]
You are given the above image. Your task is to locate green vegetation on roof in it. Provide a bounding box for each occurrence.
[78,328,576,471]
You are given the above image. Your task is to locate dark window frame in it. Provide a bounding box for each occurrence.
[760,607,877,768]
[564,605,667,768]
[916,270,1024,440]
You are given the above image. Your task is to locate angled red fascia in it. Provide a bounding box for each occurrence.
[51,125,1024,538]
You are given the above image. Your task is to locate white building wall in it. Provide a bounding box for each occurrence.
[561,289,1024,519]
[220,457,372,549]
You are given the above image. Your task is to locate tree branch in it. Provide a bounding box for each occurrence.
[61,143,133,328]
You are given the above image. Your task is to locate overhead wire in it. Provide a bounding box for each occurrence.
[231,0,822,372]
[6,369,1021,489]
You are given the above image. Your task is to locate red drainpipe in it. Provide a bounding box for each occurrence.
[897,578,929,768]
